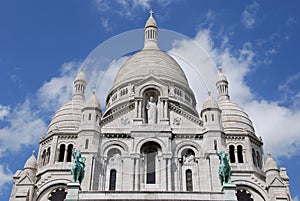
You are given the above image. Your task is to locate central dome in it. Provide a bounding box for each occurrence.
[112,49,190,89]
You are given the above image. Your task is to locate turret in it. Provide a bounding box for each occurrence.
[264,153,291,201]
[143,10,159,50]
[23,151,37,182]
[216,68,230,102]
[81,90,102,129]
[201,92,223,131]
[73,67,86,101]
[264,153,280,184]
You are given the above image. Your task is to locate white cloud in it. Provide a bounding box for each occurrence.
[278,72,300,109]
[169,28,300,159]
[0,99,46,157]
[293,196,299,201]
[241,1,260,29]
[95,0,151,18]
[37,61,80,113]
[101,17,111,31]
[0,105,10,120]
[0,164,13,194]
[0,61,80,158]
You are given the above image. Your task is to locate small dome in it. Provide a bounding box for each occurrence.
[216,68,228,83]
[24,151,37,170]
[145,10,157,28]
[84,91,101,109]
[202,92,219,110]
[264,153,279,173]
[218,100,254,133]
[47,99,84,133]
[75,68,86,83]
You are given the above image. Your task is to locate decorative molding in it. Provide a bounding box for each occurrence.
[169,102,202,126]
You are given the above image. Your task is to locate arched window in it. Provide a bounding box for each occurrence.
[109,169,117,191]
[256,151,262,168]
[88,113,92,120]
[141,142,161,184]
[49,188,67,201]
[236,189,254,201]
[229,145,235,163]
[58,144,65,162]
[41,149,46,165]
[211,114,214,121]
[252,148,257,167]
[186,169,193,191]
[204,115,208,122]
[85,139,89,149]
[66,144,73,162]
[46,147,51,164]
[237,145,244,163]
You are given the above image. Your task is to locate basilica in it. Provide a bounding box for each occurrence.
[10,12,292,201]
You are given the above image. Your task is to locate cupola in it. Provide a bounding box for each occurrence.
[73,67,87,101]
[144,10,159,50]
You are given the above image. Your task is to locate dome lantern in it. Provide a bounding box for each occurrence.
[216,68,230,101]
[73,67,87,101]
[144,10,159,50]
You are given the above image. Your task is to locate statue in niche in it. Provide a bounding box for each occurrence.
[146,96,157,124]
[183,152,195,165]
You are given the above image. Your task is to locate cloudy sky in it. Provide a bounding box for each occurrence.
[1,1,300,200]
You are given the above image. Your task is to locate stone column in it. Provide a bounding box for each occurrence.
[167,158,172,191]
[131,153,140,191]
[164,100,168,119]
[64,148,68,162]
[138,99,142,118]
[49,136,58,164]
[135,100,138,118]
[135,157,140,191]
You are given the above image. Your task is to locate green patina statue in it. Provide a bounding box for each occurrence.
[71,148,86,184]
[217,151,232,185]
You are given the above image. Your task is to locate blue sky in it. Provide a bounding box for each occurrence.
[0,1,300,200]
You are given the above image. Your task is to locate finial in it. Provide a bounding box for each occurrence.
[149,10,154,17]
[208,91,211,96]
[32,150,35,156]
[267,152,272,158]
[80,66,85,73]
[92,90,96,95]
[218,67,222,73]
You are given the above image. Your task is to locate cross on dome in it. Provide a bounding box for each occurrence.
[149,10,154,17]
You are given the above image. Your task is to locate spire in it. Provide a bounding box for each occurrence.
[144,10,159,50]
[73,67,87,101]
[216,67,230,101]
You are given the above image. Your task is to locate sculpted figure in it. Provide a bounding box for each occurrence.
[217,151,232,185]
[71,149,86,184]
[146,96,157,124]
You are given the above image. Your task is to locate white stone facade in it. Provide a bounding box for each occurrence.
[10,12,292,201]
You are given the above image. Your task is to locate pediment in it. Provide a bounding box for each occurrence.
[17,174,34,185]
[269,177,284,186]
[135,75,169,97]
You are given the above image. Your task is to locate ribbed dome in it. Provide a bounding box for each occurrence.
[264,153,279,173]
[84,91,100,109]
[218,100,254,133]
[216,68,227,83]
[145,15,157,28]
[24,151,37,170]
[75,68,86,82]
[112,49,190,89]
[48,99,84,133]
[202,93,219,110]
